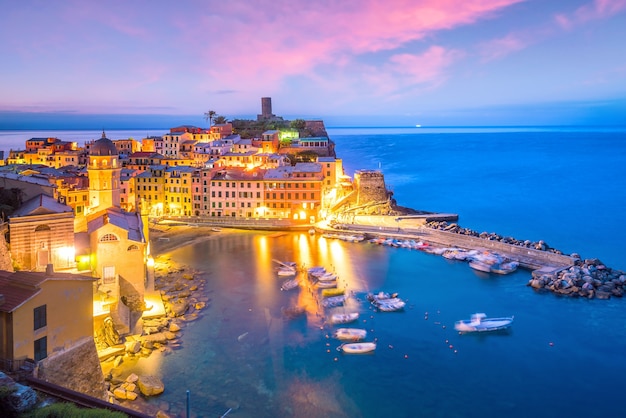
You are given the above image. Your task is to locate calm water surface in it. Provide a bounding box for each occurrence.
[126,231,626,418]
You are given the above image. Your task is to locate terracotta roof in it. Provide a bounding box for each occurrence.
[0,270,94,313]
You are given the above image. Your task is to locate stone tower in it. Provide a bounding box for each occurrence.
[354,170,389,205]
[87,131,121,214]
[257,97,275,121]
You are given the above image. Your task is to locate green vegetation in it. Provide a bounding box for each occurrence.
[25,403,127,418]
[231,118,289,139]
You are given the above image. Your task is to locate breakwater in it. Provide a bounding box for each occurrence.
[326,218,626,300]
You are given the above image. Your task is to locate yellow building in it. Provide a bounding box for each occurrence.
[164,166,195,216]
[0,270,94,368]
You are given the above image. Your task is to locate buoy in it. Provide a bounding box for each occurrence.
[454,350,458,354]
[549,342,554,346]
[449,344,454,349]
[388,345,393,349]
[445,339,449,344]
[442,325,446,329]
[327,349,331,353]
[334,357,338,361]
[404,354,409,359]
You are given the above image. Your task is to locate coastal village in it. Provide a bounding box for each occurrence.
[1,98,625,416]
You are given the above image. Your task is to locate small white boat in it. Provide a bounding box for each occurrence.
[315,280,337,289]
[374,298,406,312]
[333,328,367,341]
[277,267,297,276]
[454,313,514,333]
[490,261,519,275]
[468,260,493,273]
[280,278,299,291]
[322,295,346,308]
[338,342,376,354]
[330,312,359,324]
[317,272,338,281]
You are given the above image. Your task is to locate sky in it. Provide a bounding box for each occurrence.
[1,0,625,127]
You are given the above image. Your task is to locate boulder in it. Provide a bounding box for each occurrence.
[138,375,165,396]
[126,373,139,383]
[113,387,128,400]
[125,340,142,354]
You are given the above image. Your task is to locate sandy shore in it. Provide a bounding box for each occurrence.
[149,224,225,256]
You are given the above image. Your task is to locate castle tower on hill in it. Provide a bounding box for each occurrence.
[87,131,121,214]
[257,97,276,121]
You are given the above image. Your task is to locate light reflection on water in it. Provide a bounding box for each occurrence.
[120,231,626,418]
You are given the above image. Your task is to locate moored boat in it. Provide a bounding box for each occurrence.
[490,261,519,274]
[374,298,406,312]
[338,342,376,354]
[322,288,345,298]
[333,328,367,341]
[330,312,359,324]
[280,278,299,291]
[322,295,346,308]
[454,313,514,333]
[315,280,338,289]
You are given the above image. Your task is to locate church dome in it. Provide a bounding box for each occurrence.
[91,131,118,156]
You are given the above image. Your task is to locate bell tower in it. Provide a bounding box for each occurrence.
[87,131,121,214]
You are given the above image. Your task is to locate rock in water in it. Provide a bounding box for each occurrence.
[138,375,165,396]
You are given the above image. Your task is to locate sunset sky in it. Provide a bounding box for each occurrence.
[1,0,625,127]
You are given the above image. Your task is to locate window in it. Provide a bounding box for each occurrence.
[100,233,119,242]
[34,337,47,361]
[34,305,47,330]
[103,266,116,284]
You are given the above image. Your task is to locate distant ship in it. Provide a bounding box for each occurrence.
[415,124,421,128]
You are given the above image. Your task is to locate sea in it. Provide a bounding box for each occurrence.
[2,126,626,417]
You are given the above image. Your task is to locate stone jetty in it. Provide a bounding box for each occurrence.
[423,221,626,299]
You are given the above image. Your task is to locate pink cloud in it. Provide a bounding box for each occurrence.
[177,0,523,89]
[555,0,626,29]
[388,46,462,85]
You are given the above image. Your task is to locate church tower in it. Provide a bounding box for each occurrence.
[87,131,121,214]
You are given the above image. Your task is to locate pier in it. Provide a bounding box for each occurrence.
[320,215,576,274]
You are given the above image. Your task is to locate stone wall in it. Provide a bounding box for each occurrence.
[0,223,13,271]
[36,337,108,400]
[354,170,388,205]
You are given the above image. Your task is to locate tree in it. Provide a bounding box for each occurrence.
[290,119,306,130]
[214,115,227,125]
[203,110,217,127]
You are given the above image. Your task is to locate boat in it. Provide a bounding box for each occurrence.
[210,227,222,232]
[490,261,519,275]
[317,272,338,281]
[454,313,514,333]
[281,305,306,319]
[366,291,399,302]
[372,298,406,312]
[280,278,299,291]
[330,312,359,324]
[322,295,346,308]
[277,267,297,276]
[337,342,376,354]
[315,280,337,289]
[468,259,493,273]
[322,288,345,298]
[333,328,367,341]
